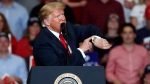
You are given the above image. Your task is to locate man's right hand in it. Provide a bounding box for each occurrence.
[0,79,4,84]
[79,37,93,52]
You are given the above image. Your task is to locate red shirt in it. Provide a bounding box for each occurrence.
[12,38,33,58]
[81,0,125,33]
[69,0,85,24]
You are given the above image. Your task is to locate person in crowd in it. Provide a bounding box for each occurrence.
[104,14,122,48]
[13,17,41,59]
[117,0,137,23]
[25,17,41,47]
[106,23,149,84]
[33,2,111,66]
[61,0,87,24]
[13,17,41,71]
[135,5,150,58]
[0,13,11,34]
[0,13,17,53]
[16,0,40,12]
[30,0,56,18]
[30,0,76,24]
[101,14,122,66]
[0,32,27,84]
[130,0,150,30]
[0,0,29,41]
[143,64,150,84]
[81,0,125,34]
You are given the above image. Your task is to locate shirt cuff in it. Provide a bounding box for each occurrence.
[92,35,101,43]
[77,48,86,58]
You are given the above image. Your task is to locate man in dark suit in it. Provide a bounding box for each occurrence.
[33,2,111,66]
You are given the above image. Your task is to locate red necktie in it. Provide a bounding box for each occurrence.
[59,34,70,55]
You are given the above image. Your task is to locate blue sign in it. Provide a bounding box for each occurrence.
[83,52,100,66]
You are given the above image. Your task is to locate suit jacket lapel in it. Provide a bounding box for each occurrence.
[67,29,76,52]
[43,27,77,54]
[43,28,66,52]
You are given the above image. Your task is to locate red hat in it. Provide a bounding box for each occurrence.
[145,5,150,20]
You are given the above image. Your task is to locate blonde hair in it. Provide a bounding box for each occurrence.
[39,2,65,26]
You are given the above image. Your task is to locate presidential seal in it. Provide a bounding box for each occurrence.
[54,73,82,84]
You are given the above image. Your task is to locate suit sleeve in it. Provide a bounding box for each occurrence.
[33,41,85,66]
[68,22,103,43]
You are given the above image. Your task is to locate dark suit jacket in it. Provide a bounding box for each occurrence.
[33,22,103,66]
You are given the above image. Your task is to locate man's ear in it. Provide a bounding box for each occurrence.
[43,19,50,26]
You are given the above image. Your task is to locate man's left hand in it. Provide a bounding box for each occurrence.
[93,37,112,49]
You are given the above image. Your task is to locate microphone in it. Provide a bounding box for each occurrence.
[60,23,66,30]
[60,23,68,40]
[60,23,69,66]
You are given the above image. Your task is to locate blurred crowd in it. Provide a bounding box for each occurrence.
[0,0,150,84]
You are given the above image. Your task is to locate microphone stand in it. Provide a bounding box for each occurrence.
[61,23,69,66]
[64,32,69,66]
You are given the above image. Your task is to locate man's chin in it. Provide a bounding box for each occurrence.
[124,41,134,44]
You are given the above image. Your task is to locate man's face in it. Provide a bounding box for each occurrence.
[47,9,66,33]
[29,23,41,36]
[108,18,119,31]
[121,26,136,44]
[0,37,9,52]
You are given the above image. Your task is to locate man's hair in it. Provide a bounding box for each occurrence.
[39,2,65,26]
[121,23,136,34]
[0,32,9,41]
